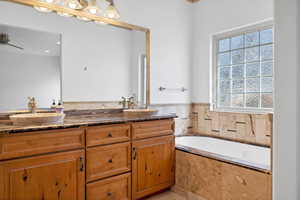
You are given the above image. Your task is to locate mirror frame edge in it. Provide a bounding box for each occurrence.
[4,0,151,108]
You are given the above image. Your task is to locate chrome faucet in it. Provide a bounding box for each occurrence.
[28,97,37,113]
[119,96,136,109]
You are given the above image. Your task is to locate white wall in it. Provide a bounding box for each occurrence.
[116,0,193,104]
[191,0,273,103]
[273,0,300,199]
[0,50,60,111]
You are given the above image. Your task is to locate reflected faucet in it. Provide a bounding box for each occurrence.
[28,97,37,113]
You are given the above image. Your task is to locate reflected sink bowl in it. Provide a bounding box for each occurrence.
[10,113,65,126]
[123,109,157,116]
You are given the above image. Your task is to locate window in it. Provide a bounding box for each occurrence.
[212,23,274,112]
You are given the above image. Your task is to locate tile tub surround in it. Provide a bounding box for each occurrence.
[191,103,272,147]
[173,150,272,200]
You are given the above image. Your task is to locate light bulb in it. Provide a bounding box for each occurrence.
[104,4,120,19]
[67,0,83,9]
[87,7,97,14]
[68,2,77,9]
[84,0,101,15]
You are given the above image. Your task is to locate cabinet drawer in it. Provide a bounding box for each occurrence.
[132,119,174,140]
[86,124,130,147]
[86,142,131,182]
[87,173,131,200]
[0,128,85,160]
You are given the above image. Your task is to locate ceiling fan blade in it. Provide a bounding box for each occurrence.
[7,43,24,50]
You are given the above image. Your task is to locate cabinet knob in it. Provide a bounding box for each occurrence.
[107,192,113,196]
[107,133,113,137]
[108,159,113,163]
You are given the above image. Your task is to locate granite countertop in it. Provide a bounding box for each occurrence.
[0,112,177,134]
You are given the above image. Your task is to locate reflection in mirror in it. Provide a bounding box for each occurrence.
[0,1,148,112]
[0,24,61,112]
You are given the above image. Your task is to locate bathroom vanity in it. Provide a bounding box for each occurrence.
[0,0,174,199]
[0,115,176,200]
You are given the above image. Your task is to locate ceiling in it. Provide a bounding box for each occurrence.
[0,24,61,57]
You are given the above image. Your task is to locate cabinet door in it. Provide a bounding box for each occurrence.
[132,135,175,200]
[0,150,85,200]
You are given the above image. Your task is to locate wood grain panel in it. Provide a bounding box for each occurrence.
[175,150,272,200]
[86,142,131,182]
[0,150,85,200]
[0,128,85,160]
[132,119,174,140]
[86,124,130,147]
[87,173,131,200]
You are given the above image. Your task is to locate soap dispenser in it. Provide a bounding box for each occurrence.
[51,99,56,110]
[56,101,64,114]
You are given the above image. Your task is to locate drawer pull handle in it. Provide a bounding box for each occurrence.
[107,192,113,196]
[132,147,137,160]
[79,156,84,172]
[107,133,113,137]
[108,159,113,163]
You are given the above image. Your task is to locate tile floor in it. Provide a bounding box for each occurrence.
[145,190,186,200]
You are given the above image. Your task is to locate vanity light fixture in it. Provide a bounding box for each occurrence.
[33,0,121,20]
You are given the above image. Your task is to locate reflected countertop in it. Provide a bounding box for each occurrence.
[0,112,177,135]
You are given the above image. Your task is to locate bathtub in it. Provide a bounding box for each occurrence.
[175,136,271,171]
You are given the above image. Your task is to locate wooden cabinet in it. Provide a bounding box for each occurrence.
[87,173,131,200]
[0,150,85,200]
[86,142,131,182]
[0,119,175,200]
[132,135,175,200]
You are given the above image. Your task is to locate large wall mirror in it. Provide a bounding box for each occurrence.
[0,0,150,112]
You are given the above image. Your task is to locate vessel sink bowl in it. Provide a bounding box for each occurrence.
[123,109,157,116]
[10,113,65,126]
